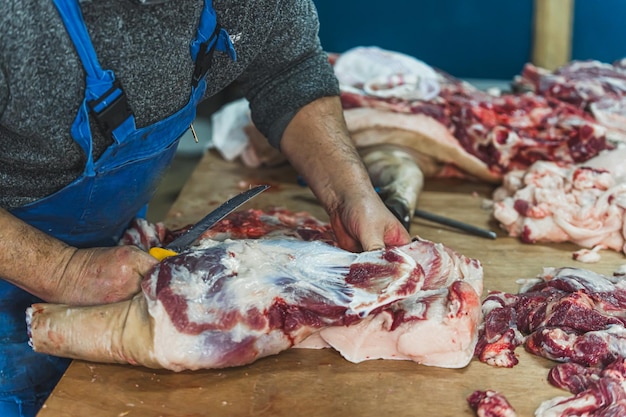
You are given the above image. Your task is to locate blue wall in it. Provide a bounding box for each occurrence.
[314,0,626,80]
[572,0,626,63]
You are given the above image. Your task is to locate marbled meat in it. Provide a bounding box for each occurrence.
[474,266,626,416]
[27,209,483,371]
[467,390,518,417]
[241,55,611,183]
[514,59,626,142]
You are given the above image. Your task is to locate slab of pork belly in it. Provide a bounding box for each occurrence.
[296,238,483,368]
[305,281,481,368]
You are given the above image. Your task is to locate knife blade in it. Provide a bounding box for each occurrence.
[149,184,269,260]
[413,208,497,240]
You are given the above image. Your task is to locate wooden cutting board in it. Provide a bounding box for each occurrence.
[37,151,626,417]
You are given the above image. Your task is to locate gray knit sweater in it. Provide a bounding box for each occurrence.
[0,0,339,209]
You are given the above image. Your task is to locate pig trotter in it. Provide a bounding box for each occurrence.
[361,145,425,232]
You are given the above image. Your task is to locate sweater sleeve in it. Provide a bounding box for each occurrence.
[234,0,340,149]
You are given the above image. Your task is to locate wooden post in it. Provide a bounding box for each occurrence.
[532,0,575,70]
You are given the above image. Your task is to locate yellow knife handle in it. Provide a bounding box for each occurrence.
[149,247,178,261]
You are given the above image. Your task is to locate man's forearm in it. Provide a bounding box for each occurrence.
[0,207,74,299]
[279,95,375,212]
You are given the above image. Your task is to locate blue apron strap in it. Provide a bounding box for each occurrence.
[52,0,135,172]
[51,0,107,81]
[190,1,236,87]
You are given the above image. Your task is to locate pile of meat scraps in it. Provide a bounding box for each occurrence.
[492,147,626,262]
[26,208,483,371]
[472,265,626,416]
[489,59,626,261]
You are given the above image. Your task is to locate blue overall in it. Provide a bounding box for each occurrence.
[1,1,235,415]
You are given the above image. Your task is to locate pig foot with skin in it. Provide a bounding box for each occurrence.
[361,145,424,230]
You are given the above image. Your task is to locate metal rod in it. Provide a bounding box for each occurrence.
[413,209,497,240]
[190,123,199,143]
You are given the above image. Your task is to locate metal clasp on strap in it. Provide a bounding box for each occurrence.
[87,80,132,139]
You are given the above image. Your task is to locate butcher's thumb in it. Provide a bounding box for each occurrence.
[362,236,385,252]
[363,225,412,252]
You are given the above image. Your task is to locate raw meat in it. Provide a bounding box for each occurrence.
[241,52,611,184]
[467,390,518,417]
[28,209,483,371]
[475,266,626,416]
[121,218,171,250]
[345,107,501,183]
[590,98,626,143]
[536,359,626,416]
[120,207,337,249]
[492,147,626,260]
[514,60,626,110]
[341,78,610,179]
[476,266,626,368]
[514,59,626,142]
[239,106,499,183]
[305,255,482,368]
[332,46,440,101]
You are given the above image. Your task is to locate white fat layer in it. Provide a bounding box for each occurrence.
[492,149,626,260]
[603,325,626,357]
[143,237,483,369]
[535,393,597,417]
[147,239,443,324]
[541,267,621,292]
[25,307,33,348]
[481,298,507,315]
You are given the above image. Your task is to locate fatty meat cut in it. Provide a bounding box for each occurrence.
[492,147,626,261]
[26,209,483,371]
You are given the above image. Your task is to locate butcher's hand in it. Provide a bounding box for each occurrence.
[280,96,412,252]
[49,246,157,305]
[327,187,412,252]
[0,208,157,306]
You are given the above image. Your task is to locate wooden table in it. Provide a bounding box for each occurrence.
[38,151,626,417]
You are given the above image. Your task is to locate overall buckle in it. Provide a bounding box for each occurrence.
[192,24,222,88]
[87,80,133,139]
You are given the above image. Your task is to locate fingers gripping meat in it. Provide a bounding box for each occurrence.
[361,145,424,230]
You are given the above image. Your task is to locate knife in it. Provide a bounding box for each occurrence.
[149,184,270,260]
[413,208,497,240]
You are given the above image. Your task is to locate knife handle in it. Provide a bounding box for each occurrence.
[149,247,178,261]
